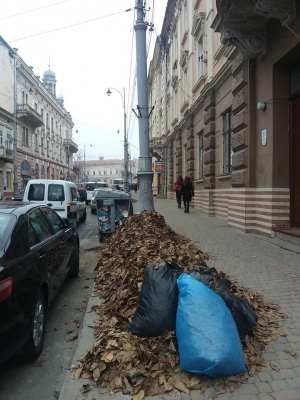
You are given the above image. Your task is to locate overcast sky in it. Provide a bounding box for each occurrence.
[1,0,168,160]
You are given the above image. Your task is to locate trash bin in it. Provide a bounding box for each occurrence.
[95,189,133,243]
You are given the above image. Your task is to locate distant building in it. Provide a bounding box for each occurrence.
[73,156,138,184]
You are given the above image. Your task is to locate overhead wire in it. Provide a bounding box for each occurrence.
[8,9,133,43]
[0,0,72,21]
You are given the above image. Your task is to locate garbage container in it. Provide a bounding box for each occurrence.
[95,189,133,243]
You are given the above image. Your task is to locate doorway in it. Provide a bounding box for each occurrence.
[290,95,300,227]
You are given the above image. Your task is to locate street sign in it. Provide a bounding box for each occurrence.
[66,175,71,181]
[155,161,163,174]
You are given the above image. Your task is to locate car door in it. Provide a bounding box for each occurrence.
[47,183,66,220]
[40,207,74,282]
[0,214,33,360]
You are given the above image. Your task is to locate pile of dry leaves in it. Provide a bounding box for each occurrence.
[74,211,285,399]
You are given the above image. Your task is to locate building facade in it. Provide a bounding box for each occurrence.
[148,0,300,237]
[73,157,138,185]
[0,36,77,199]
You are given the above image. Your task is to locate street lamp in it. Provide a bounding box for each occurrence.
[106,87,129,192]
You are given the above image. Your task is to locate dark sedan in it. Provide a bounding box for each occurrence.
[0,202,79,365]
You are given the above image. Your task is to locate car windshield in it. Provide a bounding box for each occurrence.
[0,213,16,251]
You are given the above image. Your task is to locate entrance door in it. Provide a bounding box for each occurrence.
[290,95,300,227]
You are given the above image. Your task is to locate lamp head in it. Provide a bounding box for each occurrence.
[106,89,112,97]
[257,101,266,111]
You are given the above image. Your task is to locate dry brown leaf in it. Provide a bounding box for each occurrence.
[286,347,297,357]
[93,368,100,382]
[132,390,145,400]
[174,380,189,394]
[270,362,280,372]
[73,211,285,398]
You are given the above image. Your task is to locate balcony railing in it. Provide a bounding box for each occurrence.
[64,138,78,153]
[17,104,44,128]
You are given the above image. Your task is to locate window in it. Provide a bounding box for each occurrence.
[0,128,3,147]
[41,137,44,154]
[46,113,49,128]
[47,140,50,157]
[184,69,188,102]
[198,131,204,179]
[4,217,29,260]
[198,36,204,77]
[41,207,64,233]
[223,110,232,174]
[35,133,38,151]
[28,184,45,201]
[48,184,65,201]
[22,127,29,146]
[28,208,52,245]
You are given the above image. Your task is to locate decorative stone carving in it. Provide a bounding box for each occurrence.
[179,50,189,68]
[220,26,266,59]
[254,0,296,25]
[214,0,296,58]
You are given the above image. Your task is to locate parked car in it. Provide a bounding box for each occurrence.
[23,179,87,223]
[0,202,79,365]
[11,191,24,201]
[90,188,112,214]
[75,183,87,203]
[85,182,108,204]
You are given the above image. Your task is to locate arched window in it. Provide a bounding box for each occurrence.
[34,163,39,178]
[41,165,45,178]
[21,160,31,175]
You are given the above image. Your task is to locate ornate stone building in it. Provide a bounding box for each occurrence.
[0,36,77,199]
[148,0,299,237]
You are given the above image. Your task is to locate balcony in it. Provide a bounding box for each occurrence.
[17,104,44,128]
[212,0,296,58]
[0,147,13,162]
[64,138,78,154]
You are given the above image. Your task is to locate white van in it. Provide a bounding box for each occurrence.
[23,179,87,223]
[85,181,108,204]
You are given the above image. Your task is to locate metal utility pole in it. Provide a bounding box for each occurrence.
[134,0,154,212]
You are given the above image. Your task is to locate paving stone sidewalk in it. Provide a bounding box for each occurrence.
[151,195,300,400]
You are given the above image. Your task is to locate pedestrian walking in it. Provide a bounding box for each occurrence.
[133,183,138,193]
[181,176,194,213]
[173,175,183,208]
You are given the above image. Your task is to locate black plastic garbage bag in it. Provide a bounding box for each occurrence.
[188,263,216,290]
[128,261,183,337]
[215,285,258,337]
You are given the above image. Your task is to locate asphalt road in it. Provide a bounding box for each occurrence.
[0,206,100,400]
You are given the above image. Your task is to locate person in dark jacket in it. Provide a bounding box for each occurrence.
[173,175,183,208]
[181,176,194,213]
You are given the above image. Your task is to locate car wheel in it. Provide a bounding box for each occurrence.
[68,244,79,278]
[23,291,46,361]
[79,208,87,223]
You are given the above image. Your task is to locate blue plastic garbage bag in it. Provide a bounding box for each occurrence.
[176,273,246,377]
